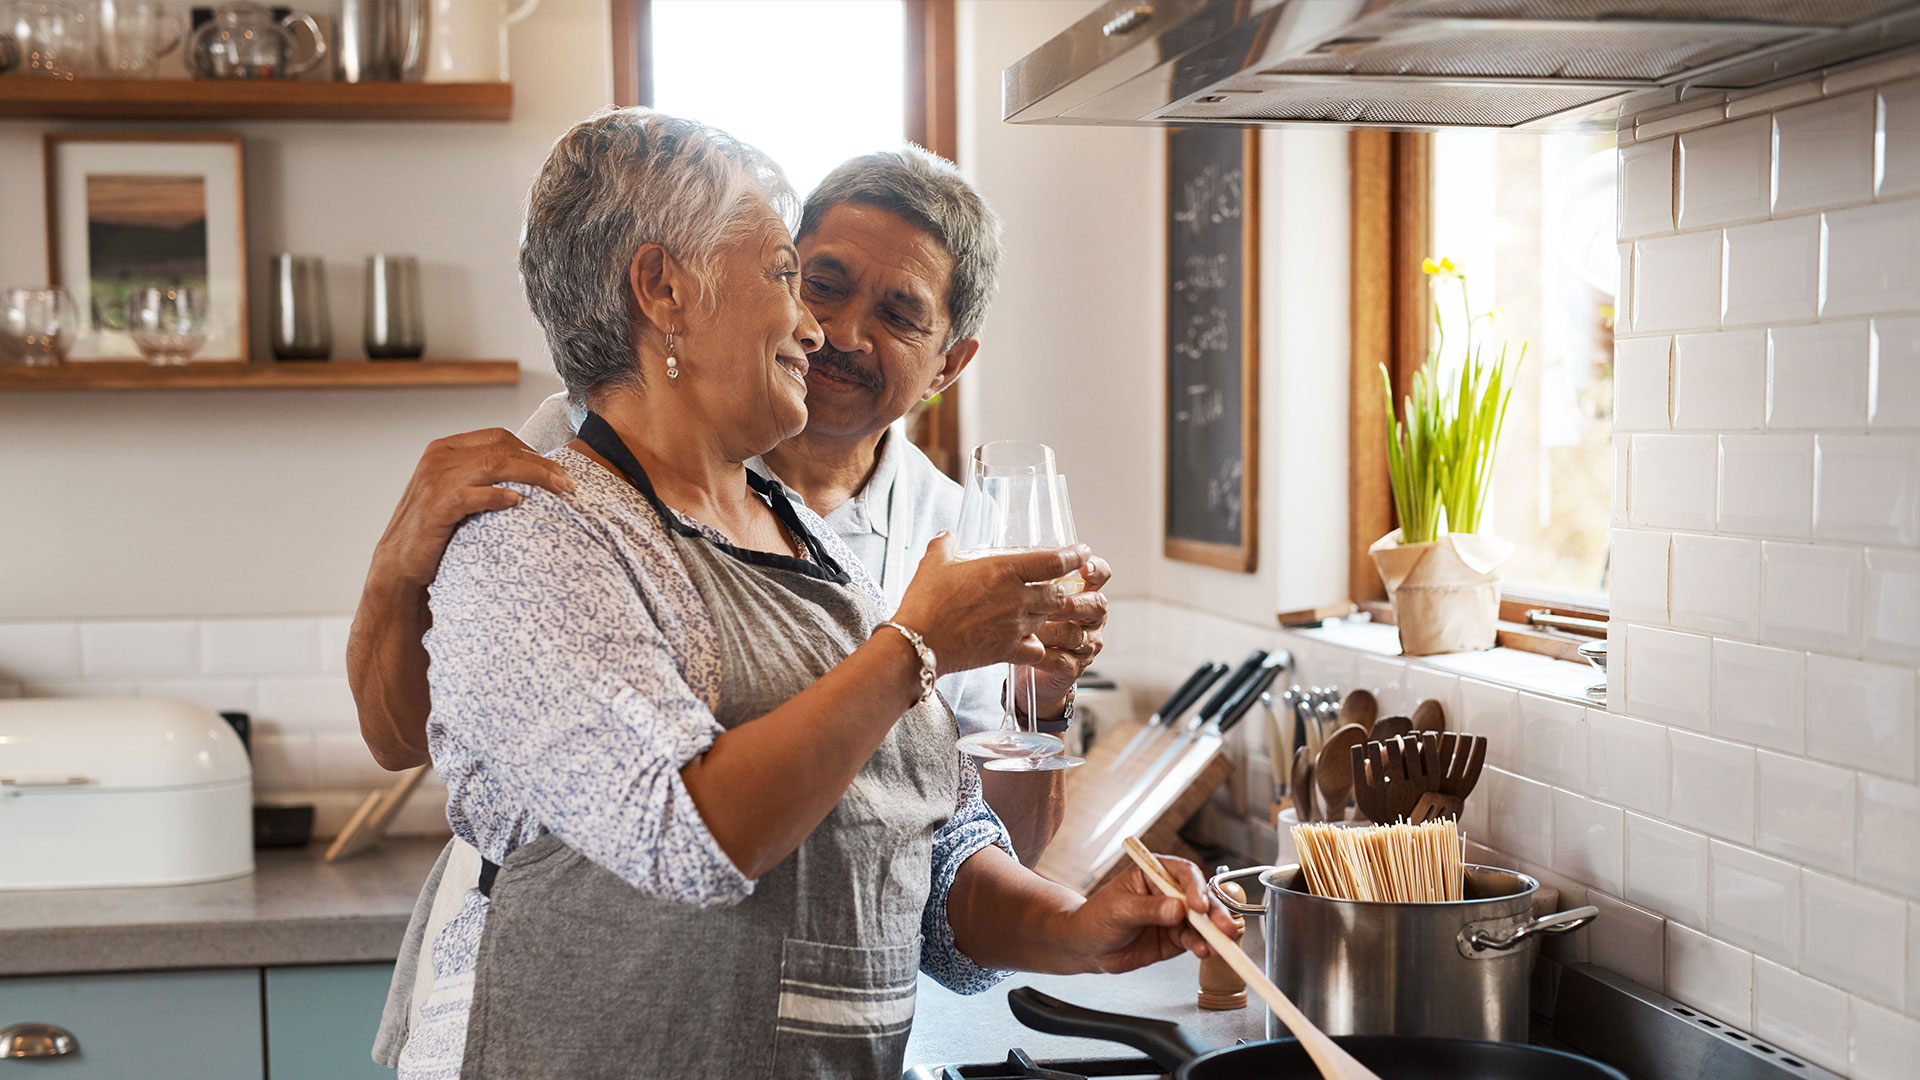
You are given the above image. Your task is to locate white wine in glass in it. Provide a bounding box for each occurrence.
[982,473,1086,772]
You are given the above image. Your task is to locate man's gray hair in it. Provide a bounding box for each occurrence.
[798,146,1003,350]
[519,107,798,402]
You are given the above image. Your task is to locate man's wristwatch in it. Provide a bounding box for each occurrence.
[1035,686,1076,735]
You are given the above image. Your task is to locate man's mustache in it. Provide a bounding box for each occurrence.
[807,344,883,390]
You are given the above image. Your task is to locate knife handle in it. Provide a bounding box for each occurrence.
[1156,661,1226,726]
[1194,649,1269,724]
[1217,659,1288,735]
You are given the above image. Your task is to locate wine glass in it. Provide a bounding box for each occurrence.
[1,287,79,367]
[984,472,1087,772]
[126,286,210,366]
[952,442,1073,762]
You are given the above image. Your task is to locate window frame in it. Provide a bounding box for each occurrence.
[1347,130,1606,664]
[610,0,964,479]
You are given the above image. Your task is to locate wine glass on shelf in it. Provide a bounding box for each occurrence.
[984,471,1086,772]
[951,441,1079,764]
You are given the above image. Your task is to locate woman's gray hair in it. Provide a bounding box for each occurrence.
[519,107,798,401]
[797,146,1002,351]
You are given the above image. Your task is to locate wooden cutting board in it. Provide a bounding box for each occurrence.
[1035,720,1233,894]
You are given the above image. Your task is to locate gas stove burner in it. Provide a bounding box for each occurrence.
[902,1048,1168,1079]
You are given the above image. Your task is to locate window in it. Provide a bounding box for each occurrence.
[611,0,963,475]
[1429,131,1617,606]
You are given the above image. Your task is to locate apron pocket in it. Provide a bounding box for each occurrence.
[770,937,920,1078]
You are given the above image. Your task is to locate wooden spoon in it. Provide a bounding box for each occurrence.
[1315,723,1369,823]
[1412,697,1447,733]
[1290,745,1316,822]
[1122,837,1382,1080]
[1338,689,1379,736]
[1371,714,1414,741]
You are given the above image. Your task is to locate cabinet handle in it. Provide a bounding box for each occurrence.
[0,1023,78,1058]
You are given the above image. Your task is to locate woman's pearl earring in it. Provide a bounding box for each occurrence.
[665,326,679,380]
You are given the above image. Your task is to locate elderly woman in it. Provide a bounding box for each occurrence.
[397,109,1229,1080]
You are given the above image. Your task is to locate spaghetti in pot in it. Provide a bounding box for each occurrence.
[1290,818,1465,903]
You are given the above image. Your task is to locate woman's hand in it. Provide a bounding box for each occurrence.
[893,534,1089,676]
[1050,853,1239,975]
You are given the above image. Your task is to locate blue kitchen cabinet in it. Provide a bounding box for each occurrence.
[263,963,396,1080]
[0,969,264,1078]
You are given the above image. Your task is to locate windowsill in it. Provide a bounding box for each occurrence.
[1292,617,1600,704]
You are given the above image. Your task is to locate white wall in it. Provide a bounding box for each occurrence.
[958,0,1350,625]
[0,1,603,620]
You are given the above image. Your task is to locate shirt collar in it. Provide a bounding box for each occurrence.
[746,423,905,538]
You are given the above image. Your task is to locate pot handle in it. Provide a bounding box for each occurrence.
[1207,865,1271,916]
[1463,905,1600,953]
[1006,987,1212,1069]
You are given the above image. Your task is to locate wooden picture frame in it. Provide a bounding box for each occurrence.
[1164,127,1259,572]
[45,132,249,363]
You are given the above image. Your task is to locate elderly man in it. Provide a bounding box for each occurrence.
[350,147,1106,861]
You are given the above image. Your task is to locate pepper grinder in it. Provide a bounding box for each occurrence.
[1196,867,1248,1010]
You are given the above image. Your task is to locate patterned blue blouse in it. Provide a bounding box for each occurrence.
[396,447,1011,1080]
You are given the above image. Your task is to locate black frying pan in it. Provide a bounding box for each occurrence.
[1007,988,1629,1080]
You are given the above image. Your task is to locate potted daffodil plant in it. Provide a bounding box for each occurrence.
[1369,256,1524,656]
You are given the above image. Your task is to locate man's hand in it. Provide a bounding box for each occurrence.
[368,429,574,589]
[1050,852,1236,975]
[1019,555,1112,717]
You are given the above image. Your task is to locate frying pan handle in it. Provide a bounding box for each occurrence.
[1463,905,1600,953]
[1207,866,1271,916]
[1006,987,1214,1069]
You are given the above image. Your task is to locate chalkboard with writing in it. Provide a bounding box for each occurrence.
[1165,127,1258,572]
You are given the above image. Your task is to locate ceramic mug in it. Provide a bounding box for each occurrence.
[421,0,540,83]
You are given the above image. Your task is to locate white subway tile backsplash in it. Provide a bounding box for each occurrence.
[1678,117,1772,229]
[1590,709,1672,815]
[1724,218,1822,328]
[1613,336,1673,432]
[248,730,315,791]
[1631,434,1718,530]
[1760,542,1865,654]
[1484,767,1555,866]
[254,675,358,734]
[1627,625,1711,731]
[1804,653,1917,780]
[137,680,255,716]
[1613,435,1631,526]
[1768,322,1872,430]
[1669,534,1761,637]
[1618,136,1676,239]
[1640,101,1732,141]
[1711,640,1806,754]
[1634,231,1725,334]
[1357,655,1410,717]
[1718,435,1814,537]
[1586,890,1668,990]
[318,616,351,675]
[311,732,393,791]
[1727,77,1823,119]
[1624,811,1708,926]
[79,621,197,678]
[1519,692,1590,791]
[1608,528,1671,623]
[1666,921,1754,1028]
[1878,77,1920,199]
[199,618,321,677]
[1773,92,1877,215]
[1753,957,1851,1073]
[1757,750,1857,875]
[1865,547,1920,663]
[1859,775,1920,896]
[1554,790,1624,897]
[1711,841,1803,965]
[1457,678,1520,769]
[1825,52,1920,97]
[1802,871,1909,1004]
[1823,200,1920,317]
[1873,316,1920,429]
[0,623,80,682]
[1813,435,1920,545]
[1669,729,1757,844]
[1673,331,1767,430]
[1853,996,1920,1080]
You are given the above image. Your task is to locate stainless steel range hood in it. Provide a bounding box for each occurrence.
[1003,0,1920,131]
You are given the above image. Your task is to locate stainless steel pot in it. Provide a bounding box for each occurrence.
[1210,864,1597,1043]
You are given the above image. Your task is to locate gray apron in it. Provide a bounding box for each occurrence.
[459,413,959,1079]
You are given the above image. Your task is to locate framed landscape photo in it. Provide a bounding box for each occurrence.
[45,133,248,363]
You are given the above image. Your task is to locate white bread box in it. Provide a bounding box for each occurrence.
[0,697,254,890]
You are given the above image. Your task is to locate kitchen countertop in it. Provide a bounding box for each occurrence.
[906,925,1270,1068]
[0,837,444,977]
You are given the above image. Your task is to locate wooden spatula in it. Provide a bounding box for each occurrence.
[1121,837,1382,1080]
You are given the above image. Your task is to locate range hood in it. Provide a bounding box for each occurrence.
[1003,0,1920,131]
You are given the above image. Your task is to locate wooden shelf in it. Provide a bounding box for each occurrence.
[0,359,521,391]
[0,79,512,122]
